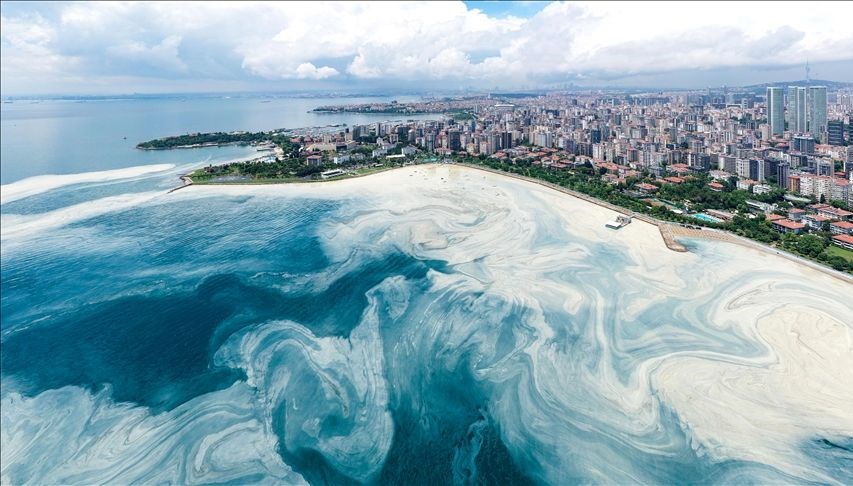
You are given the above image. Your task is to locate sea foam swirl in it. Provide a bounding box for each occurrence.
[2,164,851,484]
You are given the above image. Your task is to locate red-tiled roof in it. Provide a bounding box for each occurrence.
[831,221,853,229]
[821,207,853,217]
[772,219,806,230]
[832,234,853,244]
[766,214,786,221]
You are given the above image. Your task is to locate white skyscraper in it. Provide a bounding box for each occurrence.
[766,87,784,136]
[808,86,827,141]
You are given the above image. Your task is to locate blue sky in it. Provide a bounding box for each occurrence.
[463,1,548,18]
[2,1,851,95]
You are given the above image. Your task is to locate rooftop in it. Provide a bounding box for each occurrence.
[772,219,806,230]
[832,234,853,244]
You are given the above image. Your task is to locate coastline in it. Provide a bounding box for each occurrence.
[187,163,403,186]
[137,141,248,151]
[310,109,435,115]
[453,163,852,282]
[177,163,853,283]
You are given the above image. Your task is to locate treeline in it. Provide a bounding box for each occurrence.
[193,158,318,180]
[655,175,787,213]
[137,131,270,149]
[779,233,853,272]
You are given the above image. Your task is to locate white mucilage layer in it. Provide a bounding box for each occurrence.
[2,164,851,484]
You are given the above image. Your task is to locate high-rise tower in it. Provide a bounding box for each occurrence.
[787,86,807,133]
[787,86,798,131]
[808,86,827,141]
[795,87,807,133]
[766,87,785,136]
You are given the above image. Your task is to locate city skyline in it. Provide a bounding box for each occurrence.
[2,1,852,95]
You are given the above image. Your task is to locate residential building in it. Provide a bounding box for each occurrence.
[799,174,833,201]
[447,130,462,151]
[831,234,853,250]
[792,135,815,154]
[827,120,845,146]
[752,183,772,195]
[802,214,831,230]
[772,219,806,234]
[787,208,806,221]
[810,203,853,221]
[737,178,756,191]
[787,175,801,193]
[830,221,853,235]
[776,162,790,189]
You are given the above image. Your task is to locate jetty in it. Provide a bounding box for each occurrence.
[167,175,194,193]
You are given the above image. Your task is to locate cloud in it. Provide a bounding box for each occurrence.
[2,1,852,94]
[105,35,188,73]
[295,63,339,80]
[0,14,81,78]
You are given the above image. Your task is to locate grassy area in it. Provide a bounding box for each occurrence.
[824,244,853,262]
[190,164,405,185]
[193,177,302,185]
[444,111,475,120]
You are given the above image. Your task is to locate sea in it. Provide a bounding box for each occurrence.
[1,95,852,485]
[0,94,430,183]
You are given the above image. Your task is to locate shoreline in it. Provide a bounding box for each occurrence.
[187,164,401,186]
[455,163,853,283]
[310,109,435,115]
[177,162,853,283]
[137,141,251,151]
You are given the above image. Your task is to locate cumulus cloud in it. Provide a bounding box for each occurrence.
[0,14,81,78]
[294,63,339,80]
[1,1,851,94]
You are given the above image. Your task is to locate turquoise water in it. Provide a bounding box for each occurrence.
[1,99,852,485]
[693,213,724,223]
